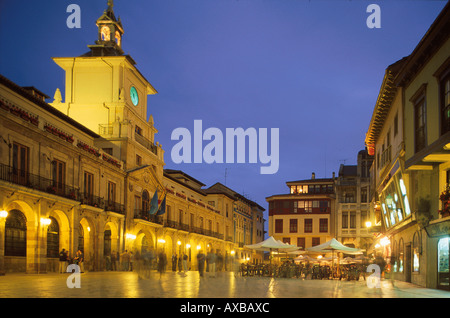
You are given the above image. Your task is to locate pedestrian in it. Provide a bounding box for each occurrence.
[197,250,206,277]
[182,253,188,276]
[172,254,177,271]
[158,251,167,279]
[111,251,117,271]
[207,250,216,277]
[105,253,111,271]
[130,251,134,271]
[75,249,84,273]
[115,251,120,271]
[121,250,130,271]
[59,248,68,273]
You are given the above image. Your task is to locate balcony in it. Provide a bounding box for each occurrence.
[134,209,164,225]
[0,163,79,201]
[0,163,125,214]
[135,133,158,156]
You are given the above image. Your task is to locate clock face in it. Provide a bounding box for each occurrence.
[130,86,139,106]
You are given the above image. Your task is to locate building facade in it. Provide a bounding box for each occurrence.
[335,150,374,251]
[365,2,450,290]
[266,173,335,250]
[0,3,265,274]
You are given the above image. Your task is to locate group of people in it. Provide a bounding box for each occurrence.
[171,253,189,276]
[59,248,84,273]
[105,250,135,271]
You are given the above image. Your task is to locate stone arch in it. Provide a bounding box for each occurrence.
[48,209,70,255]
[134,229,155,255]
[4,200,37,273]
[79,216,96,271]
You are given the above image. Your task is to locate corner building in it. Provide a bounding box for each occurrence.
[266,173,335,250]
[0,3,265,273]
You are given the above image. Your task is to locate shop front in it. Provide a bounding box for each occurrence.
[424,218,450,291]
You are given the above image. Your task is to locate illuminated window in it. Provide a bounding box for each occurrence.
[413,232,421,272]
[101,26,111,41]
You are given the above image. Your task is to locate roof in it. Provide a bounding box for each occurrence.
[394,2,450,87]
[338,165,357,177]
[365,57,408,147]
[205,182,265,211]
[0,73,100,139]
[286,177,334,185]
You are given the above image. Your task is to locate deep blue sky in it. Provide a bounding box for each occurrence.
[0,0,447,233]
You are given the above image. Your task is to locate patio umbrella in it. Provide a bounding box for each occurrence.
[306,238,363,275]
[245,236,298,263]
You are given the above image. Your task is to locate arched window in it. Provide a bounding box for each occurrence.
[104,229,111,257]
[101,26,111,41]
[78,224,84,254]
[47,217,59,258]
[398,238,404,273]
[5,209,27,257]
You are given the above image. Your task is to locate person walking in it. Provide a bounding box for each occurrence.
[157,251,167,279]
[207,250,216,277]
[111,251,117,271]
[197,250,206,277]
[75,249,84,273]
[172,254,177,271]
[182,253,188,276]
[129,251,134,271]
[59,248,68,273]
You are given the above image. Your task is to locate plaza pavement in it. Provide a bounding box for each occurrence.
[0,270,449,299]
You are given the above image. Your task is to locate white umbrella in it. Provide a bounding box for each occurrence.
[245,236,299,263]
[306,238,363,275]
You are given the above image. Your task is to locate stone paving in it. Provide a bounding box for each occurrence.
[0,270,449,299]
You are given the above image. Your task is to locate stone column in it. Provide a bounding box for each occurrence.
[0,215,6,275]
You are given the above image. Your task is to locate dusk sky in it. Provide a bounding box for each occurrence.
[0,0,447,234]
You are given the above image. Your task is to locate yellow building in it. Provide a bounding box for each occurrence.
[266,173,335,250]
[0,2,265,274]
[366,2,450,290]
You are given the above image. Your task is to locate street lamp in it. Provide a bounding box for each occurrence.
[365,221,372,228]
[40,217,52,226]
[0,210,8,218]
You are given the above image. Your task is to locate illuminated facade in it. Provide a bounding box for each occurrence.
[266,173,335,250]
[0,2,265,273]
[335,149,374,251]
[365,2,450,290]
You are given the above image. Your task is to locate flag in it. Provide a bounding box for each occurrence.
[156,194,166,215]
[149,190,158,215]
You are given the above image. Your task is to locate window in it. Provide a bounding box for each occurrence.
[275,219,283,233]
[134,195,141,217]
[312,237,320,246]
[12,142,29,185]
[398,238,404,273]
[289,219,298,233]
[136,154,142,166]
[361,187,368,203]
[4,210,27,257]
[47,217,59,258]
[441,72,450,135]
[52,159,66,194]
[282,237,290,244]
[350,212,356,229]
[319,200,329,212]
[304,219,312,233]
[394,112,399,137]
[84,171,94,199]
[135,125,143,136]
[297,237,305,249]
[107,181,116,204]
[414,90,427,152]
[342,212,348,229]
[103,147,113,155]
[413,232,421,272]
[319,218,328,233]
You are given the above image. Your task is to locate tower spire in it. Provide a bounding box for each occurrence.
[84,0,124,56]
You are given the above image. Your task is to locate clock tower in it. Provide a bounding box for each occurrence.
[50,0,164,173]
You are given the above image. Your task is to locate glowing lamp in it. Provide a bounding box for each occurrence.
[0,210,8,218]
[40,218,52,225]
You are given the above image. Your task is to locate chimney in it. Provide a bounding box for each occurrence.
[332,172,335,179]
[312,172,315,180]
